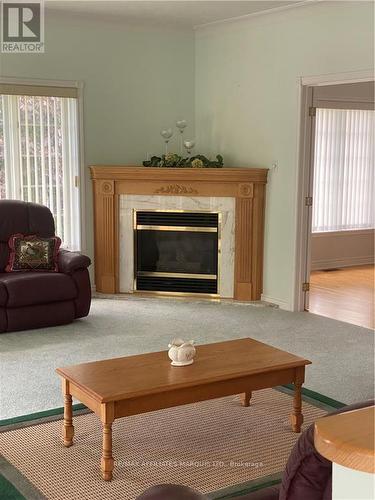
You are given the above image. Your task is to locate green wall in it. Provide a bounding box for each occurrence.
[195,1,374,309]
[0,10,195,270]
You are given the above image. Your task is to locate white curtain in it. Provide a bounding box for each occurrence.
[312,108,374,232]
[0,94,81,250]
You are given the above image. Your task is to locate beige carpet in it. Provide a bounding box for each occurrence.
[0,389,326,500]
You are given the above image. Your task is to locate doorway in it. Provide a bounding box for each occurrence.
[296,79,374,329]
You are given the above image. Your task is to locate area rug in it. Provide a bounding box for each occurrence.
[0,388,329,500]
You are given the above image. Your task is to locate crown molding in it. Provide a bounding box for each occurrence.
[194,0,320,30]
[301,69,374,87]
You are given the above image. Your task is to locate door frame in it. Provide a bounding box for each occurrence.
[293,69,374,312]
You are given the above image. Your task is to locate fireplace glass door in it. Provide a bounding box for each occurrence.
[135,211,220,294]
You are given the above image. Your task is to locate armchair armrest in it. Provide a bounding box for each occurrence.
[58,249,91,274]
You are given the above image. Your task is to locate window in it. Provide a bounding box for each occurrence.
[312,108,374,233]
[0,85,81,250]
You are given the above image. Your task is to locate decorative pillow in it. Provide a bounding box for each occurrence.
[5,234,61,272]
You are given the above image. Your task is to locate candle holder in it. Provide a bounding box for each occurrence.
[183,140,195,156]
[160,128,174,155]
[176,120,187,154]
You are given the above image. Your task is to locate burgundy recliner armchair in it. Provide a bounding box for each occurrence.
[0,200,91,333]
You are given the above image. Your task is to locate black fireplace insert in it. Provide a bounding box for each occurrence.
[134,211,220,294]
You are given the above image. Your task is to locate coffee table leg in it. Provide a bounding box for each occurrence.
[241,391,252,407]
[62,379,74,447]
[290,368,304,433]
[101,403,114,481]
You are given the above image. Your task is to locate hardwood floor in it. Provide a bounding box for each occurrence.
[309,265,374,330]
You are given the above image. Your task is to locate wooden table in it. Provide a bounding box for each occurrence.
[315,406,375,473]
[56,338,311,480]
[314,406,375,499]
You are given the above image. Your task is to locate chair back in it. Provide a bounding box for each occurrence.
[0,200,55,272]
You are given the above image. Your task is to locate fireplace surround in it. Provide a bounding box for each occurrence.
[90,166,268,301]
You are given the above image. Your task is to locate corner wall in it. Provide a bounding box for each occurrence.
[195,1,374,309]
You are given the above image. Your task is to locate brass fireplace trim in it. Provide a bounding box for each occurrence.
[133,209,222,296]
[136,225,218,233]
[137,271,218,280]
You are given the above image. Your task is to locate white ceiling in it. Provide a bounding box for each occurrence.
[45,1,307,28]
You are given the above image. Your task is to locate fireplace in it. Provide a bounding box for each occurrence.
[134,210,220,295]
[90,166,268,301]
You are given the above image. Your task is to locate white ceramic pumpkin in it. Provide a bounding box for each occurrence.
[168,338,196,366]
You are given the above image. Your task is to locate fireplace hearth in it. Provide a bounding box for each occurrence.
[134,211,220,295]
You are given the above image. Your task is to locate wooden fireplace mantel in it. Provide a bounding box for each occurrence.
[90,166,268,301]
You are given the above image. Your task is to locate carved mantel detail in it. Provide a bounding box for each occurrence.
[154,184,198,195]
[238,183,253,198]
[90,166,268,301]
[100,180,114,195]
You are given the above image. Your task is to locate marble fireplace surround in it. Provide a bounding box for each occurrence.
[119,195,235,297]
[90,166,268,301]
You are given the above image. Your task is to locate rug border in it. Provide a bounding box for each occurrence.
[207,472,282,499]
[0,403,87,428]
[0,455,46,500]
[0,472,25,500]
[283,384,346,409]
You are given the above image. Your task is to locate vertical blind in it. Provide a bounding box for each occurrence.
[312,108,375,232]
[0,93,80,250]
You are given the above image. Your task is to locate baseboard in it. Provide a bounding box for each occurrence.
[311,256,374,271]
[261,294,292,311]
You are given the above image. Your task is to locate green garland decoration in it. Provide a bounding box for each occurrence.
[143,153,223,168]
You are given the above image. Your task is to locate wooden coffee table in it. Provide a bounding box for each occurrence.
[56,338,311,481]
